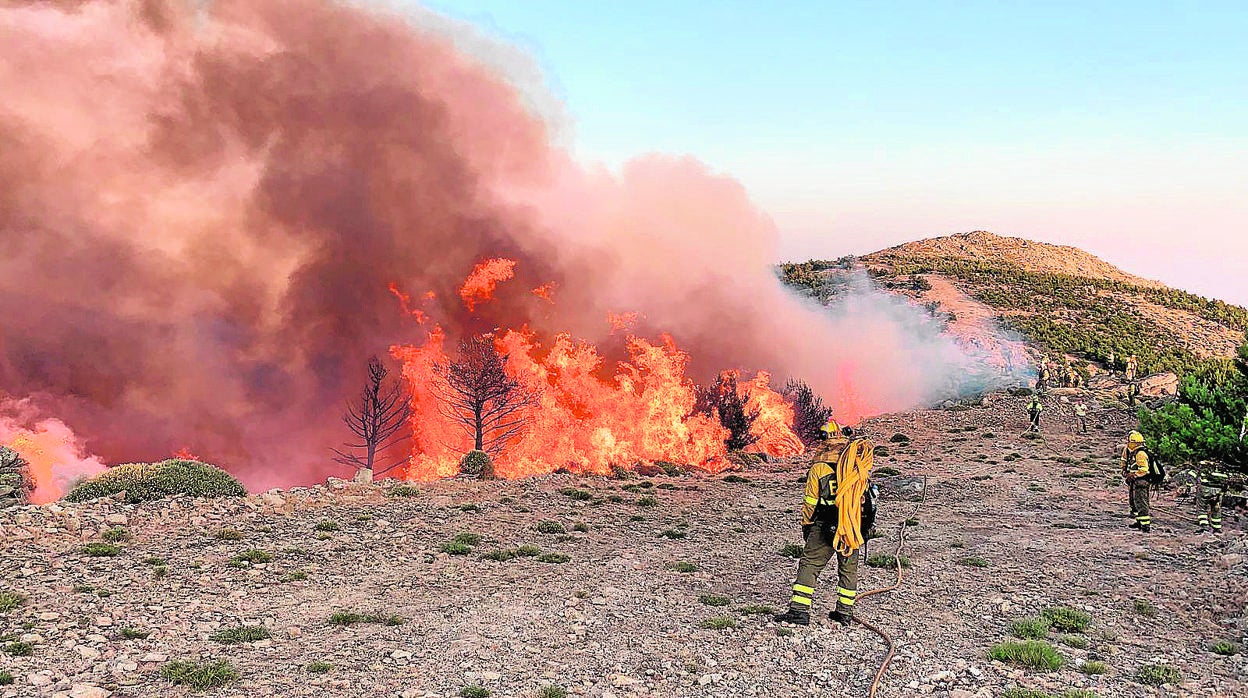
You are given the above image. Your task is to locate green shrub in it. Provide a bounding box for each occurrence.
[459,503,481,512]
[559,488,593,501]
[0,446,32,504]
[537,553,570,564]
[889,433,910,443]
[1211,640,1239,656]
[1133,599,1157,618]
[988,641,1063,671]
[536,686,567,698]
[453,532,483,545]
[515,545,541,557]
[779,543,804,558]
[231,549,273,565]
[214,528,243,541]
[737,605,776,615]
[460,686,491,698]
[306,661,332,674]
[120,627,150,640]
[572,522,590,532]
[210,625,270,644]
[281,571,309,582]
[65,459,246,503]
[1060,634,1088,649]
[0,671,12,686]
[698,595,730,607]
[722,474,750,483]
[536,520,566,534]
[1011,617,1050,640]
[874,466,900,477]
[636,495,658,507]
[459,450,492,477]
[482,549,517,562]
[668,561,697,573]
[82,542,122,557]
[161,659,239,690]
[387,484,421,497]
[0,591,25,613]
[866,554,911,569]
[314,520,340,532]
[440,542,472,555]
[102,527,130,543]
[1080,660,1106,674]
[1135,663,1180,686]
[699,616,735,630]
[660,529,687,540]
[4,642,33,657]
[959,556,989,568]
[1043,607,1091,632]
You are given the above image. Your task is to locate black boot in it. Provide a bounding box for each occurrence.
[1128,521,1141,529]
[828,609,853,626]
[773,607,810,626]
[1141,525,1151,533]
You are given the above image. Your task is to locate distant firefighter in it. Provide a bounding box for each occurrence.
[1074,403,1089,433]
[1196,462,1234,534]
[1125,355,1140,382]
[1027,396,1043,432]
[1121,431,1160,533]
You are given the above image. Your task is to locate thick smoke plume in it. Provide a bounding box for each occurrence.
[1,0,997,495]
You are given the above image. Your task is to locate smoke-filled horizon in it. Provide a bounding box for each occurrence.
[0,0,1016,495]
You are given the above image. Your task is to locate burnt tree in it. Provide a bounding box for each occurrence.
[332,356,411,474]
[783,379,833,447]
[695,372,761,451]
[432,334,536,456]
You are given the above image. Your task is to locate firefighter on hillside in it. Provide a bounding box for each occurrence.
[775,420,873,627]
[1074,403,1089,434]
[1125,355,1140,382]
[1027,396,1043,432]
[1197,462,1232,533]
[1122,431,1153,533]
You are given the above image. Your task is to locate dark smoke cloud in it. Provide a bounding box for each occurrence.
[1,0,984,490]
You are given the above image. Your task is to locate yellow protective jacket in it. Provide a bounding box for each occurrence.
[801,438,848,525]
[1122,446,1149,480]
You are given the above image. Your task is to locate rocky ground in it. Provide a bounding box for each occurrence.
[1,393,1245,698]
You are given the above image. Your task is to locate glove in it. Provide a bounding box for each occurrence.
[802,524,813,542]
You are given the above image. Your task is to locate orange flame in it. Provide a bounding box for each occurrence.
[173,447,200,460]
[531,283,556,302]
[459,258,516,312]
[742,371,805,457]
[1,411,105,504]
[606,311,640,334]
[388,282,435,325]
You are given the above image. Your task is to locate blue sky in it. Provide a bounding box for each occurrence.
[420,1,1248,304]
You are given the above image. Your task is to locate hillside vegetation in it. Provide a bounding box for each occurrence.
[780,231,1248,379]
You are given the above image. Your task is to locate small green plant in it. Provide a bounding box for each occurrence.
[874,466,901,477]
[314,520,340,532]
[82,542,122,557]
[1010,617,1050,640]
[143,556,166,566]
[536,520,566,534]
[0,591,25,612]
[153,566,169,579]
[120,627,150,640]
[515,545,541,557]
[776,627,794,637]
[102,527,130,543]
[904,517,920,526]
[538,553,570,564]
[281,571,308,582]
[866,554,912,569]
[210,625,270,644]
[1133,599,1158,618]
[722,474,750,483]
[1210,640,1239,656]
[387,484,421,497]
[1080,660,1106,674]
[889,433,910,443]
[4,641,33,657]
[699,616,736,630]
[1060,634,1088,649]
[536,686,567,698]
[482,549,517,562]
[988,640,1063,671]
[460,686,491,698]
[0,672,12,686]
[698,595,730,607]
[559,488,593,501]
[959,556,989,568]
[459,503,481,513]
[779,543,804,558]
[214,528,243,541]
[161,659,239,690]
[72,585,95,594]
[1043,606,1091,632]
[231,549,273,565]
[668,561,697,573]
[636,495,657,507]
[306,661,332,674]
[572,522,590,533]
[949,541,966,548]
[1135,663,1180,686]
[453,532,483,545]
[329,611,396,626]
[660,529,687,540]
[440,542,472,555]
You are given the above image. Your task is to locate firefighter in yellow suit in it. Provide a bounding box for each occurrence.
[1122,431,1152,533]
[775,420,862,626]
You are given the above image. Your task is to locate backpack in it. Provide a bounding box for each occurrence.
[1139,447,1165,485]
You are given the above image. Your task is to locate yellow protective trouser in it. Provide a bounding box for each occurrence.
[789,524,859,615]
[1198,487,1223,531]
[1130,479,1151,528]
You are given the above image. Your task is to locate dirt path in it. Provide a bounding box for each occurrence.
[1,395,1244,698]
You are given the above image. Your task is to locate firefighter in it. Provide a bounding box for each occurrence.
[774,421,866,627]
[1122,431,1152,532]
[1027,396,1043,432]
[1125,355,1139,382]
[1197,462,1230,533]
[1074,403,1089,434]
